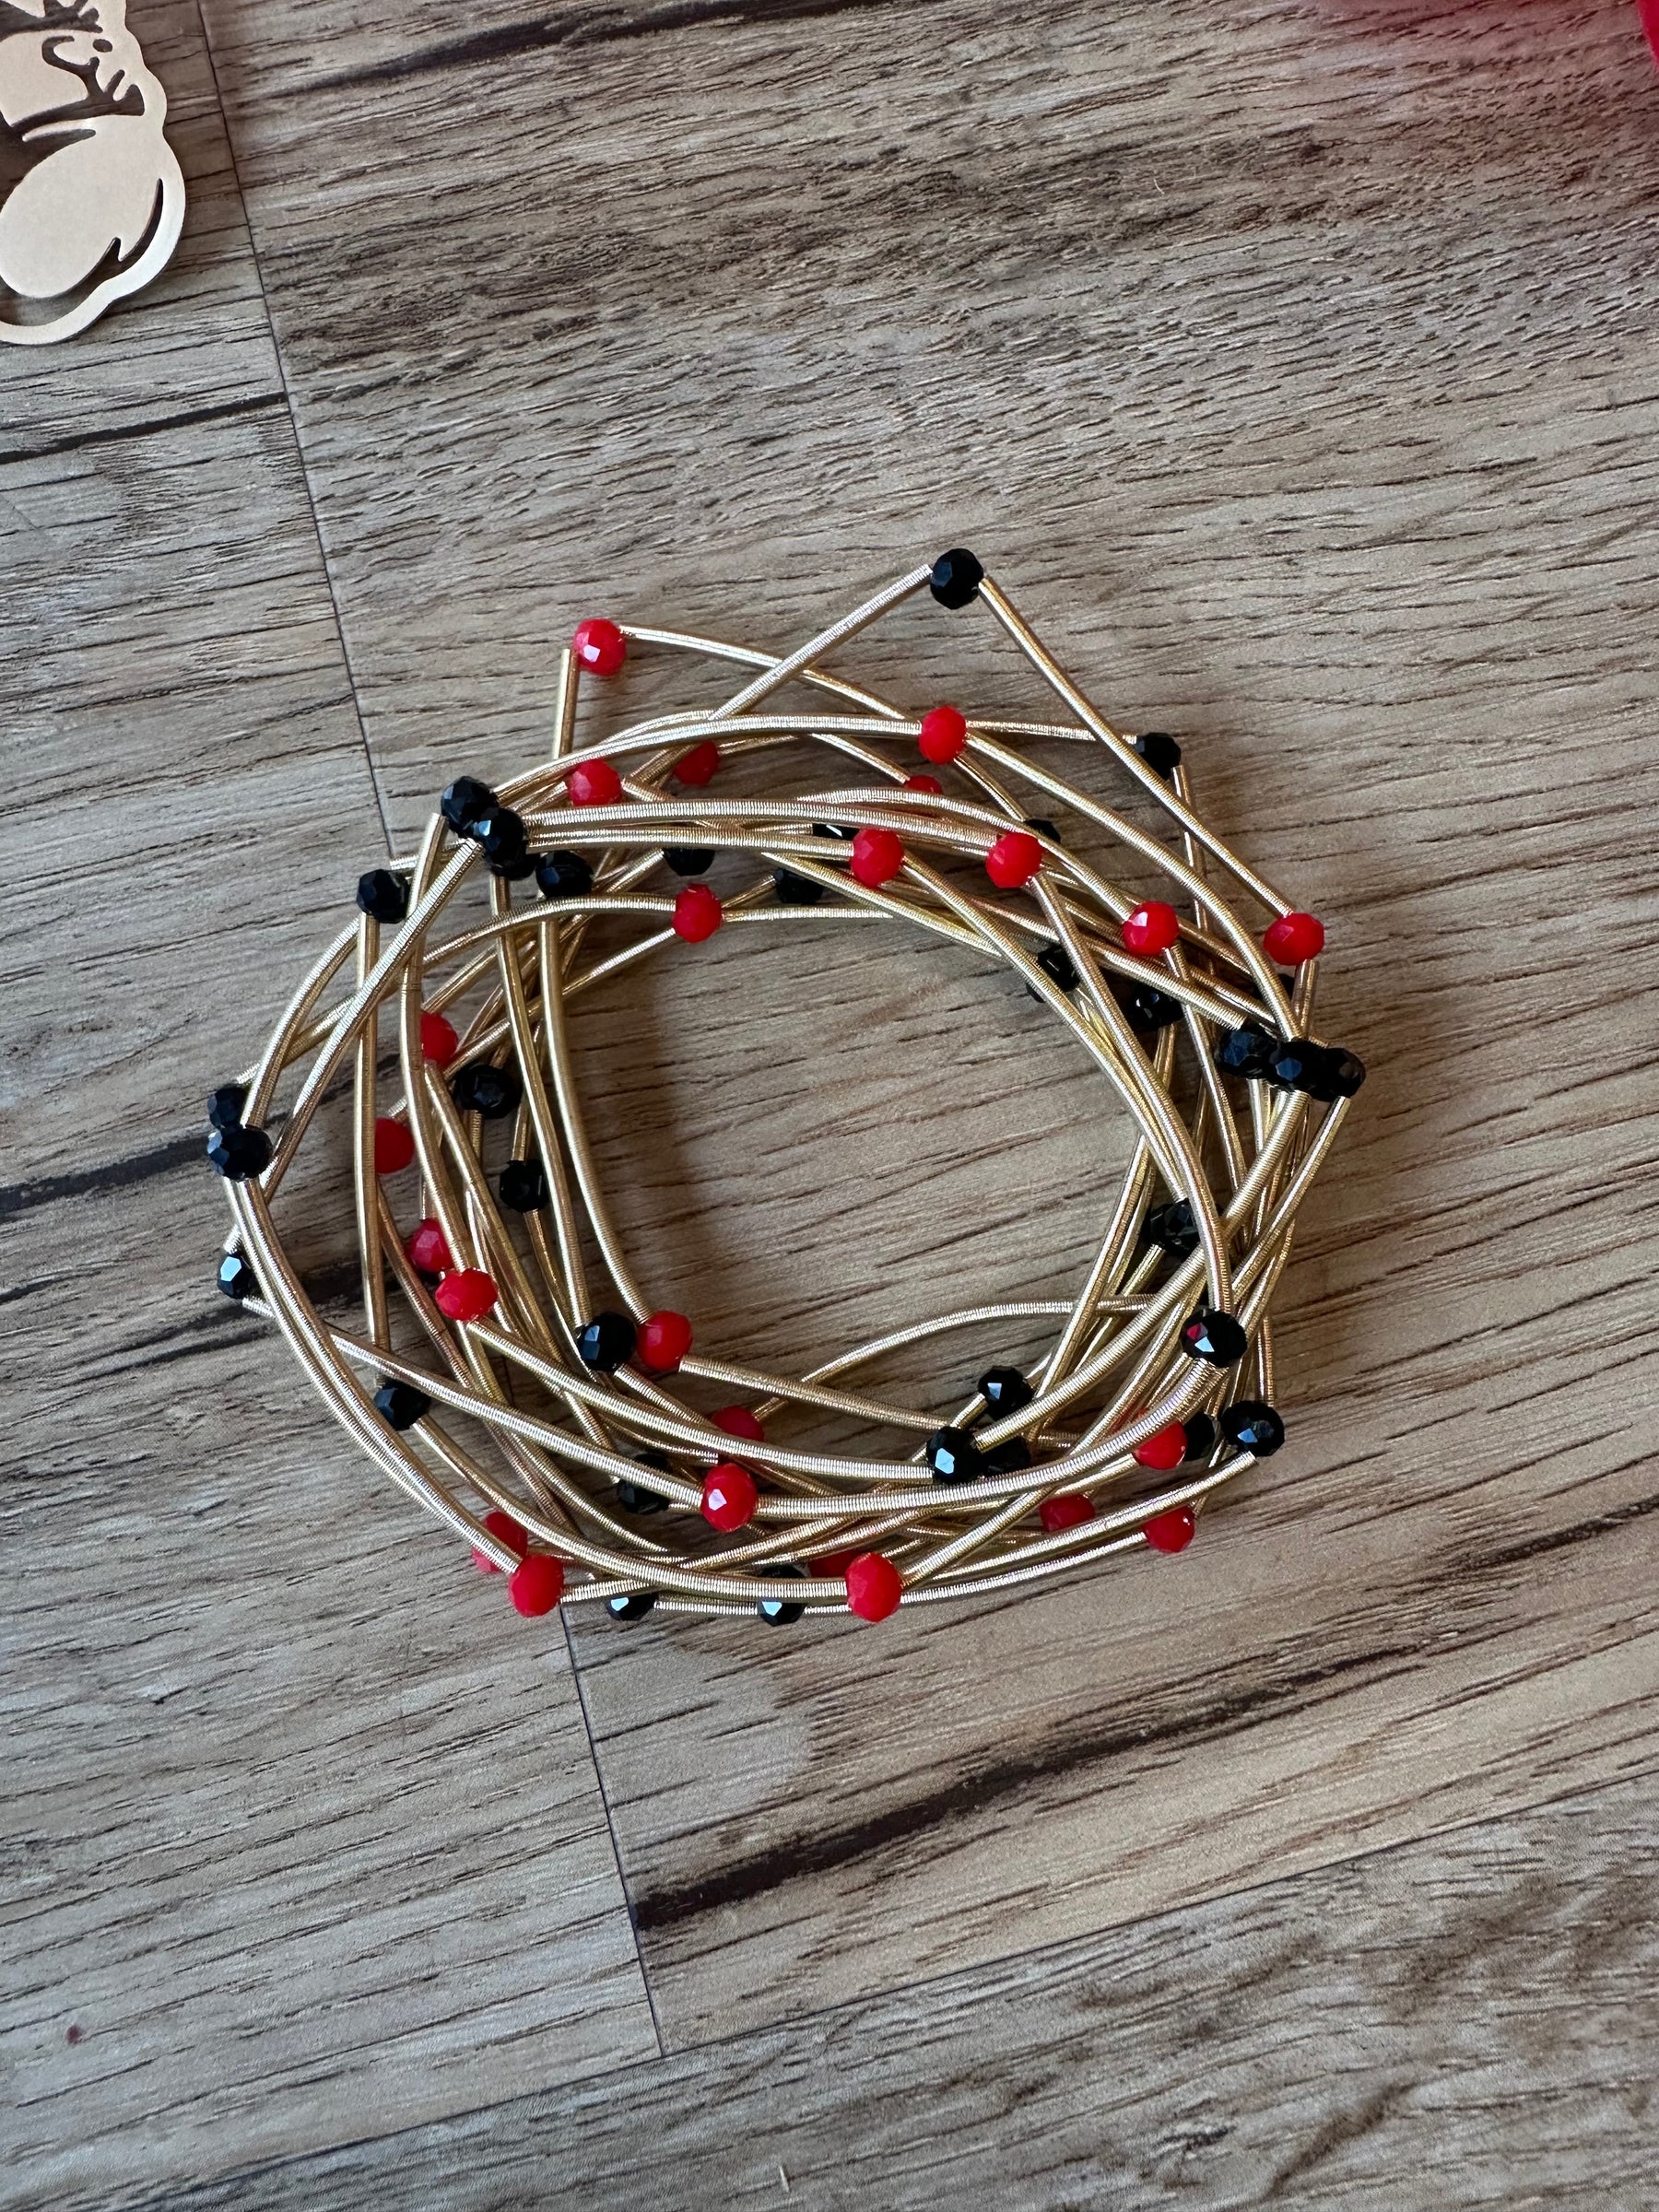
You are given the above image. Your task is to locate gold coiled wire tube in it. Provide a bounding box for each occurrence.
[210,557,1357,1624]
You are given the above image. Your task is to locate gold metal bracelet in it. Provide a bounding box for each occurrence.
[205,552,1361,1631]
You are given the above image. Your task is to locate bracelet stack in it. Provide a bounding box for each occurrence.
[208,553,1361,1629]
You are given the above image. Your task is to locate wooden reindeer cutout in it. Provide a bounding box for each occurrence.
[0,0,183,344]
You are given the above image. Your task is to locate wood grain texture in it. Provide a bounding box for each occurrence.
[0,1221,657,2208]
[0,11,655,2203]
[115,1772,1659,2212]
[193,0,1659,2046]
[6,0,1659,2202]
[0,1,273,454]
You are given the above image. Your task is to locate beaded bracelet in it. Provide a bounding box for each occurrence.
[207,552,1361,1628]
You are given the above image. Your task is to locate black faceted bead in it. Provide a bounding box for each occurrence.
[607,1590,658,1622]
[664,846,714,877]
[535,849,594,901]
[985,1436,1032,1475]
[1181,1412,1218,1464]
[472,806,535,878]
[926,1425,987,1484]
[1327,1047,1367,1099]
[373,1379,430,1430]
[1303,1044,1366,1102]
[452,1063,523,1121]
[1265,1038,1323,1093]
[774,866,826,906]
[978,1364,1034,1418]
[217,1252,257,1301]
[356,867,408,924]
[1221,1399,1286,1457]
[1035,941,1080,994]
[206,1123,272,1182]
[1215,1023,1279,1080]
[616,1453,670,1514]
[1179,1307,1249,1368]
[1135,732,1182,778]
[1144,1200,1199,1256]
[441,776,496,836]
[758,1563,807,1626]
[499,1158,548,1212]
[207,1081,248,1131]
[578,1311,637,1372]
[929,547,984,609]
[1116,982,1184,1035]
[813,821,856,841]
[1024,817,1062,844]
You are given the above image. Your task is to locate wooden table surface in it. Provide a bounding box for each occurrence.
[5,2,1658,2205]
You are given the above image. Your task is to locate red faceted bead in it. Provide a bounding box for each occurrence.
[673,740,721,787]
[845,1550,902,1622]
[673,883,724,943]
[701,1462,758,1531]
[373,1116,416,1174]
[509,1552,566,1615]
[918,704,968,764]
[1122,900,1181,958]
[902,773,944,795]
[1144,1504,1196,1555]
[638,1309,693,1373]
[569,759,623,807]
[851,826,904,889]
[407,1218,453,1276]
[1040,1493,1096,1535]
[472,1508,529,1574]
[571,618,627,677]
[1133,1421,1188,1472]
[419,1009,459,1065]
[1263,910,1325,967]
[986,830,1042,890]
[435,1268,499,1323]
[713,1405,766,1443]
[808,1547,861,1580]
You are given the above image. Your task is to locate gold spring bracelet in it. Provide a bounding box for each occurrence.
[206,552,1361,1628]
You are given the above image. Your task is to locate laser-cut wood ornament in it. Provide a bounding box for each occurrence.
[207,554,1364,1629]
[0,1,183,345]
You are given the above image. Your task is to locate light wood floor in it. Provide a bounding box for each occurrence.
[4,3,1657,2205]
